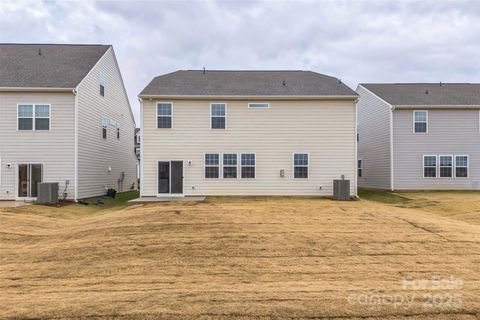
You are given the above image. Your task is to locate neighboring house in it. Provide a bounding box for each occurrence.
[138,70,358,197]
[135,128,141,179]
[357,83,480,190]
[0,44,137,201]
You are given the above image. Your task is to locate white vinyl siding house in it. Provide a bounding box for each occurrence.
[76,47,137,198]
[139,70,358,197]
[357,83,480,191]
[0,92,75,200]
[0,44,137,201]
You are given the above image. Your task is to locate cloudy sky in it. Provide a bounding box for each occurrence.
[1,0,479,124]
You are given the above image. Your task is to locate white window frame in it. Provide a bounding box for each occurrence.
[455,155,469,178]
[413,110,428,133]
[210,103,227,129]
[293,153,309,179]
[156,102,173,129]
[222,153,238,179]
[423,155,437,178]
[439,155,453,178]
[204,153,220,179]
[240,153,256,179]
[358,159,363,178]
[17,104,51,131]
[248,102,270,109]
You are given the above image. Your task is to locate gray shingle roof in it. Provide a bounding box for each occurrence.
[0,44,110,89]
[140,70,357,97]
[361,83,480,106]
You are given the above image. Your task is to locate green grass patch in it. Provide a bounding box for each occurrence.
[358,188,412,205]
[79,190,139,210]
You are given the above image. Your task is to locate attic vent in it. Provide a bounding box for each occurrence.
[282,80,286,86]
[38,48,42,56]
[425,90,429,94]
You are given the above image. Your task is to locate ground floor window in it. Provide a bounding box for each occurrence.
[205,153,219,178]
[293,153,309,178]
[223,153,237,178]
[439,155,453,178]
[455,155,468,177]
[423,154,469,179]
[241,153,255,178]
[423,155,437,178]
[358,159,363,178]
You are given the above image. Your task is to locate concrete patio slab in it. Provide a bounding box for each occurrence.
[127,196,206,204]
[0,201,32,208]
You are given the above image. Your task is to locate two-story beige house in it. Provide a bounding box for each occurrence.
[357,83,480,190]
[0,44,137,201]
[139,70,358,197]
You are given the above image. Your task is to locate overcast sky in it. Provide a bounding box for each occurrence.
[1,0,479,125]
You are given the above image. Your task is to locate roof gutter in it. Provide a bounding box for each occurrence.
[393,104,480,109]
[138,94,359,100]
[0,87,74,92]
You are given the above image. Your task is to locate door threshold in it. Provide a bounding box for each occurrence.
[156,194,185,198]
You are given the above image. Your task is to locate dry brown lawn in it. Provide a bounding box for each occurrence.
[1,192,479,319]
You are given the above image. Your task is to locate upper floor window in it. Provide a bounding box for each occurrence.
[414,111,428,133]
[18,104,50,131]
[241,153,255,178]
[423,155,437,177]
[157,103,172,128]
[99,72,106,97]
[293,153,309,178]
[455,155,468,178]
[211,103,226,129]
[205,153,220,178]
[248,103,269,109]
[358,159,363,178]
[223,153,237,178]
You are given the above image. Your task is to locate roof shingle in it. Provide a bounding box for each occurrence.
[361,83,480,106]
[140,70,357,97]
[0,44,110,89]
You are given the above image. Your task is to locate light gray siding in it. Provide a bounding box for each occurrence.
[76,48,137,199]
[356,85,392,189]
[141,99,357,197]
[392,108,480,190]
[0,92,75,200]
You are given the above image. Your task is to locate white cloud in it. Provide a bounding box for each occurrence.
[1,0,479,124]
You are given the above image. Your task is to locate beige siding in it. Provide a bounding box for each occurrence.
[0,92,75,200]
[393,108,480,190]
[76,48,137,199]
[356,85,392,189]
[142,99,356,196]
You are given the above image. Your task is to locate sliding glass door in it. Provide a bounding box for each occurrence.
[18,164,43,198]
